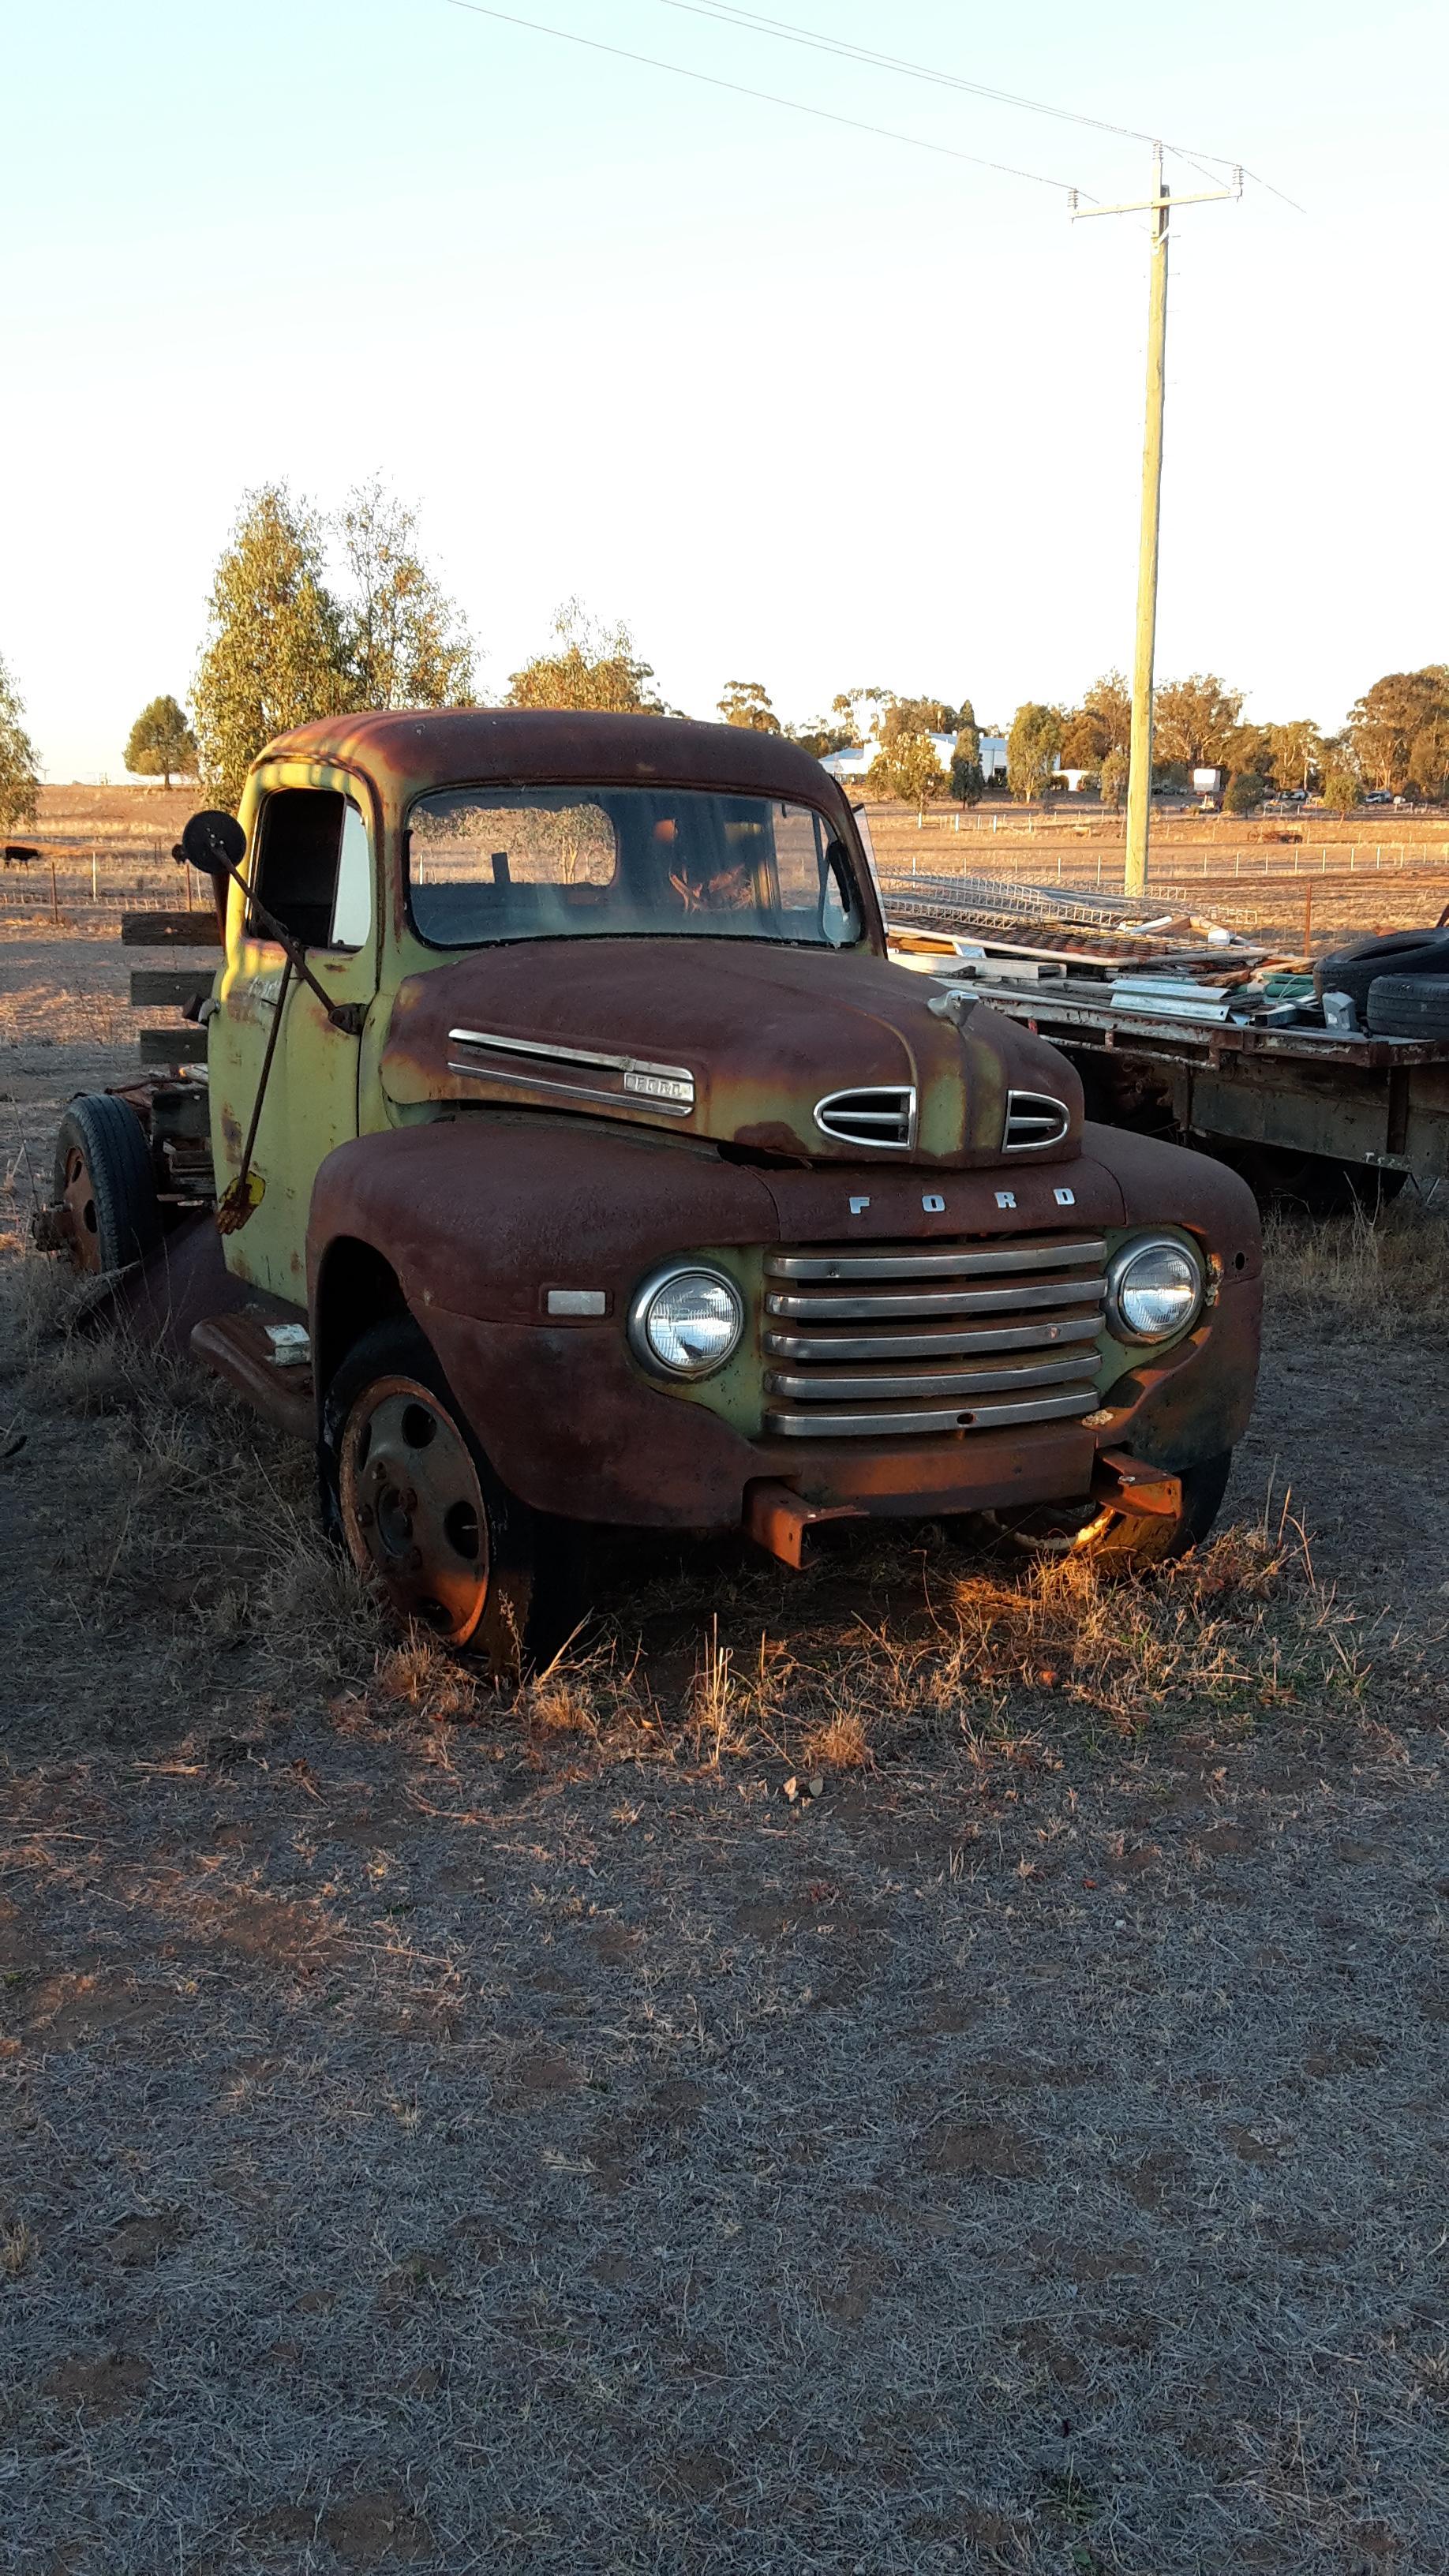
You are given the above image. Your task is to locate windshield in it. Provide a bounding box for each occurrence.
[405,787,865,949]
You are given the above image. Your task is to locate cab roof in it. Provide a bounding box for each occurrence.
[261,708,851,816]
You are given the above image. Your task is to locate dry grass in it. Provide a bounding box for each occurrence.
[1264,1189,1449,1341]
[226,1498,1371,1781]
[3,1237,1448,2573]
[0,1244,1384,1777]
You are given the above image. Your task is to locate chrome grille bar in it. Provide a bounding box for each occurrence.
[766,1276,1104,1322]
[766,1387,1099,1440]
[763,1311,1103,1363]
[765,1234,1105,1282]
[761,1227,1106,1442]
[766,1354,1095,1402]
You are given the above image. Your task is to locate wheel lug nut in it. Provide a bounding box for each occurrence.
[406,1546,424,1571]
[356,1503,375,1529]
[401,1488,417,1514]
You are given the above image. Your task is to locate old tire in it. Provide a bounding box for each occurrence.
[319,1317,586,1678]
[1316,932,1449,1013]
[986,1450,1233,1571]
[1365,974,1449,1039]
[53,1093,161,1275]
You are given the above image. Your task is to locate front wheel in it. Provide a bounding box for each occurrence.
[319,1318,586,1678]
[984,1451,1234,1571]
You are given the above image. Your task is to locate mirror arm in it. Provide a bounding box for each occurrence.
[172,839,361,1032]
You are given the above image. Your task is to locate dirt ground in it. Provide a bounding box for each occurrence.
[3,915,1449,2574]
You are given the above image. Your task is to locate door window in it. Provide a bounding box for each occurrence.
[251,788,372,950]
[330,801,373,947]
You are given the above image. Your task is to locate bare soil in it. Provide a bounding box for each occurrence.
[3,919,1449,2574]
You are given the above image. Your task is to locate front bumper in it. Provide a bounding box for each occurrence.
[422,1265,1261,1534]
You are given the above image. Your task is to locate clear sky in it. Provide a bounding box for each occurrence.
[6,0,1444,779]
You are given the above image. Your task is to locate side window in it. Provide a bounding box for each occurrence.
[771,804,828,911]
[250,789,372,950]
[330,801,373,948]
[771,804,859,942]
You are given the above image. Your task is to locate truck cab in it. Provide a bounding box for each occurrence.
[54,710,1264,1669]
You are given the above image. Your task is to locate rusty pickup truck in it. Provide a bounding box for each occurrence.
[43,711,1262,1669]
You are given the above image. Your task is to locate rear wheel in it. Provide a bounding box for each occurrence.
[52,1093,161,1274]
[320,1318,585,1677]
[985,1450,1233,1571]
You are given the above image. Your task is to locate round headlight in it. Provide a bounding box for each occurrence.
[1106,1236,1204,1343]
[629,1264,744,1379]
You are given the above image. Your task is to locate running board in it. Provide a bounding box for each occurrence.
[190,1311,315,1442]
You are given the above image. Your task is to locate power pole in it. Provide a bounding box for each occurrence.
[1072,154,1241,897]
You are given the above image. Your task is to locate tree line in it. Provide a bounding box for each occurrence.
[0,477,1444,825]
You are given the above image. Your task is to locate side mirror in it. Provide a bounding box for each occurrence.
[176,810,245,878]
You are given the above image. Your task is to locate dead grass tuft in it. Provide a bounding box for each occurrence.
[372,1636,481,1723]
[1264,1191,1449,1342]
[915,1508,1371,1743]
[1,2221,37,2279]
[0,1243,109,1378]
[515,1638,664,1762]
[253,1521,391,1693]
[799,1709,871,1771]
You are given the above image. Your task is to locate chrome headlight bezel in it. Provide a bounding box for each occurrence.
[1104,1233,1205,1346]
[627,1261,746,1380]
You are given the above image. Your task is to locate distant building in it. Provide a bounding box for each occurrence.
[820,732,1009,786]
[817,742,876,781]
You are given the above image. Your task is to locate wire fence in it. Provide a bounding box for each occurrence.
[5,829,1449,927]
[0,844,206,917]
[879,843,1449,893]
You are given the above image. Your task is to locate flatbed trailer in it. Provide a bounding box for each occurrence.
[956,980,1449,1193]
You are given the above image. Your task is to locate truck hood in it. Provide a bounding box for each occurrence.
[380,937,1082,1169]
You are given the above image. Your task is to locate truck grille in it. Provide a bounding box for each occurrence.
[762,1232,1106,1440]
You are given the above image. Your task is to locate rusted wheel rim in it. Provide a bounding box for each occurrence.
[339,1375,489,1644]
[60,1143,103,1273]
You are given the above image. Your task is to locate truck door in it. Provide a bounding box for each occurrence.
[211,772,379,1305]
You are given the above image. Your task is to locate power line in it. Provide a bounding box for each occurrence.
[655,0,1304,210]
[661,0,1185,149]
[443,0,1089,195]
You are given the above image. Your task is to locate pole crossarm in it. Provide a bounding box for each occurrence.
[1070,180,1239,217]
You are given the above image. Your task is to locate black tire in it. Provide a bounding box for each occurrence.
[986,1450,1233,1571]
[1316,931,1449,1013]
[52,1093,161,1275]
[319,1316,586,1679]
[1365,974,1449,1039]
